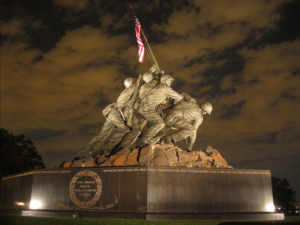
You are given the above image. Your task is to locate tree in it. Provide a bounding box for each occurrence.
[0,128,45,177]
[272,176,297,215]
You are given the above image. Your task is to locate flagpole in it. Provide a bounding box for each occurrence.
[140,29,161,72]
[142,34,155,65]
[130,6,161,73]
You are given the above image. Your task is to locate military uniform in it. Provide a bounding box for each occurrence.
[82,83,135,155]
[163,100,203,151]
[117,79,159,149]
[138,83,182,145]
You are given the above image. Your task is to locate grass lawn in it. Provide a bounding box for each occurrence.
[1,215,300,225]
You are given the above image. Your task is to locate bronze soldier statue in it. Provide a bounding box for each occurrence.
[162,100,212,151]
[116,72,159,150]
[79,78,135,157]
[137,74,183,147]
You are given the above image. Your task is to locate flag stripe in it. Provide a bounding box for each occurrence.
[133,12,145,63]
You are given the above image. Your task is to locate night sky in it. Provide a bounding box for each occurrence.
[1,0,300,203]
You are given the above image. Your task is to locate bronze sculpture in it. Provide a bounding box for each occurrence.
[79,68,212,157]
[80,78,136,157]
[136,74,183,147]
[162,100,212,151]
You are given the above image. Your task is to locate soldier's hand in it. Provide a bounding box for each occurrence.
[149,64,160,74]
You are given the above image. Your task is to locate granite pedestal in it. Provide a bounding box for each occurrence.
[0,167,284,220]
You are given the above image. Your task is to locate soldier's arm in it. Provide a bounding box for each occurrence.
[166,86,183,104]
[139,80,158,100]
[194,116,203,130]
[116,82,136,106]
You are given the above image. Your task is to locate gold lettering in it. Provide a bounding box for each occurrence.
[84,181,95,184]
[79,193,91,197]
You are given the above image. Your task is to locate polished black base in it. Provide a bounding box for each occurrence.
[1,166,284,220]
[21,210,284,221]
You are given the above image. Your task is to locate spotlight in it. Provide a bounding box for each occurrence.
[29,200,42,209]
[266,203,275,212]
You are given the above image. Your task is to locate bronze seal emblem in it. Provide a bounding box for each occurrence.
[57,170,117,209]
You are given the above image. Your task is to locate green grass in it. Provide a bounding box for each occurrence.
[0,215,300,225]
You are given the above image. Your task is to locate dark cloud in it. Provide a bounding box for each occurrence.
[78,123,103,136]
[25,128,67,141]
[94,90,112,109]
[292,68,300,76]
[250,132,278,145]
[251,0,300,48]
[219,100,246,119]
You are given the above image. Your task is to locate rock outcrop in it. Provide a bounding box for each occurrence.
[63,144,233,169]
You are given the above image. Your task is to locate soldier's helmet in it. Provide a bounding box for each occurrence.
[124,78,134,88]
[200,102,213,115]
[160,75,174,86]
[142,72,153,83]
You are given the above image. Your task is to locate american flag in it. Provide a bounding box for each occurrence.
[133,12,145,63]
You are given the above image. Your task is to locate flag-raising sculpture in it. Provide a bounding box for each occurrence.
[79,9,213,159]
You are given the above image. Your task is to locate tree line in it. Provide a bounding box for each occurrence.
[0,128,45,177]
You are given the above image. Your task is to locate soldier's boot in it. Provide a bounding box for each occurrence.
[79,147,90,158]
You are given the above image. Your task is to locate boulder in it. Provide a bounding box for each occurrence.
[98,159,110,167]
[110,155,121,163]
[205,145,214,155]
[193,161,205,168]
[84,159,96,167]
[186,151,196,163]
[63,162,72,168]
[194,152,201,161]
[138,145,154,165]
[178,151,186,163]
[210,153,228,166]
[112,155,127,166]
[71,157,95,167]
[160,143,174,151]
[71,161,84,167]
[198,151,213,166]
[153,146,164,158]
[150,155,169,166]
[223,165,234,169]
[165,147,178,165]
[178,151,187,166]
[213,159,222,168]
[95,155,108,165]
[114,147,131,156]
[124,149,139,165]
[110,155,127,166]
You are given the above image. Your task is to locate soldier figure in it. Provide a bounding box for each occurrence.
[117,72,159,149]
[137,74,183,147]
[79,78,135,157]
[162,100,212,151]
